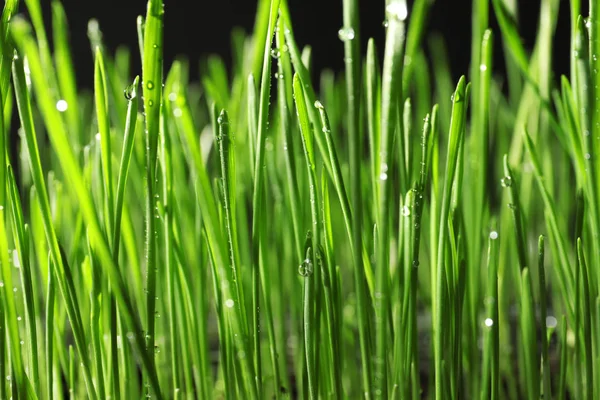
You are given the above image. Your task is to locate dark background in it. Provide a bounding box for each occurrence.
[33,0,577,89]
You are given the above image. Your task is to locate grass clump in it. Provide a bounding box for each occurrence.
[0,0,599,398]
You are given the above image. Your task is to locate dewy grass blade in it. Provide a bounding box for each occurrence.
[293,73,319,400]
[7,167,39,391]
[249,0,280,393]
[142,0,164,372]
[113,76,139,262]
[375,2,408,397]
[111,75,139,400]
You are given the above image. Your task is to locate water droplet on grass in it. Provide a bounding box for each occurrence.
[500,176,512,187]
[270,49,281,59]
[401,205,411,216]
[489,231,498,240]
[298,258,313,277]
[338,27,355,41]
[56,100,68,112]
[225,299,235,308]
[385,2,408,21]
[484,318,494,327]
[124,83,137,100]
[546,316,557,328]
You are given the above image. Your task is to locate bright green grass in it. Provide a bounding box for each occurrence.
[0,0,599,398]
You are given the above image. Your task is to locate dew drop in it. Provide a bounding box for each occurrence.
[385,2,408,21]
[338,27,355,41]
[225,299,235,308]
[270,49,281,59]
[585,153,591,160]
[298,258,314,277]
[500,176,512,187]
[124,83,137,100]
[401,205,411,217]
[479,64,487,72]
[546,316,557,328]
[146,81,154,90]
[173,108,183,118]
[148,100,154,107]
[56,100,68,112]
[379,172,388,181]
[489,231,498,240]
[154,345,160,354]
[484,318,494,327]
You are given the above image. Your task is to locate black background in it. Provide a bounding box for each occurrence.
[33,0,578,90]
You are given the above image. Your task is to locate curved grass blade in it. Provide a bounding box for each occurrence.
[293,73,320,399]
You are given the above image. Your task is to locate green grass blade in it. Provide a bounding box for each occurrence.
[293,73,319,399]
[7,167,39,391]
